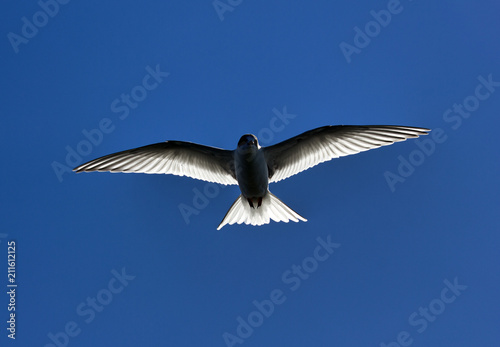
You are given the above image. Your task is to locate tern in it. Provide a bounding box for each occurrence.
[74,125,429,229]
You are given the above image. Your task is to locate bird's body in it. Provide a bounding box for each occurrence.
[234,135,268,205]
[74,125,430,229]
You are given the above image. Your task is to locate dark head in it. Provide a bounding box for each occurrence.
[237,134,259,150]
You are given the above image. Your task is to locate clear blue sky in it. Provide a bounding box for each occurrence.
[1,1,499,346]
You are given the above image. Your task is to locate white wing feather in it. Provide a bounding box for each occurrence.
[74,141,237,185]
[264,125,430,183]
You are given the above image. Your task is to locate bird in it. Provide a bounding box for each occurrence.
[74,125,430,229]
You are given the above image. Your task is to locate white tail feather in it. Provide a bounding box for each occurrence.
[217,191,307,230]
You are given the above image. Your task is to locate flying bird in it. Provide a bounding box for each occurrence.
[74,125,429,229]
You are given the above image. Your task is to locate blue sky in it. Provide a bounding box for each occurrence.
[1,1,499,346]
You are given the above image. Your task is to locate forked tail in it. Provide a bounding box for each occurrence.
[217,190,307,230]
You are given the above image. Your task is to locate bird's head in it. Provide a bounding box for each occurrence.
[237,134,260,151]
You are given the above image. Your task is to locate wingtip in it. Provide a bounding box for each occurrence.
[414,126,431,133]
[73,166,85,173]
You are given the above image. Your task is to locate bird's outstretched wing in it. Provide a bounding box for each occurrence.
[74,141,237,185]
[264,125,430,183]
